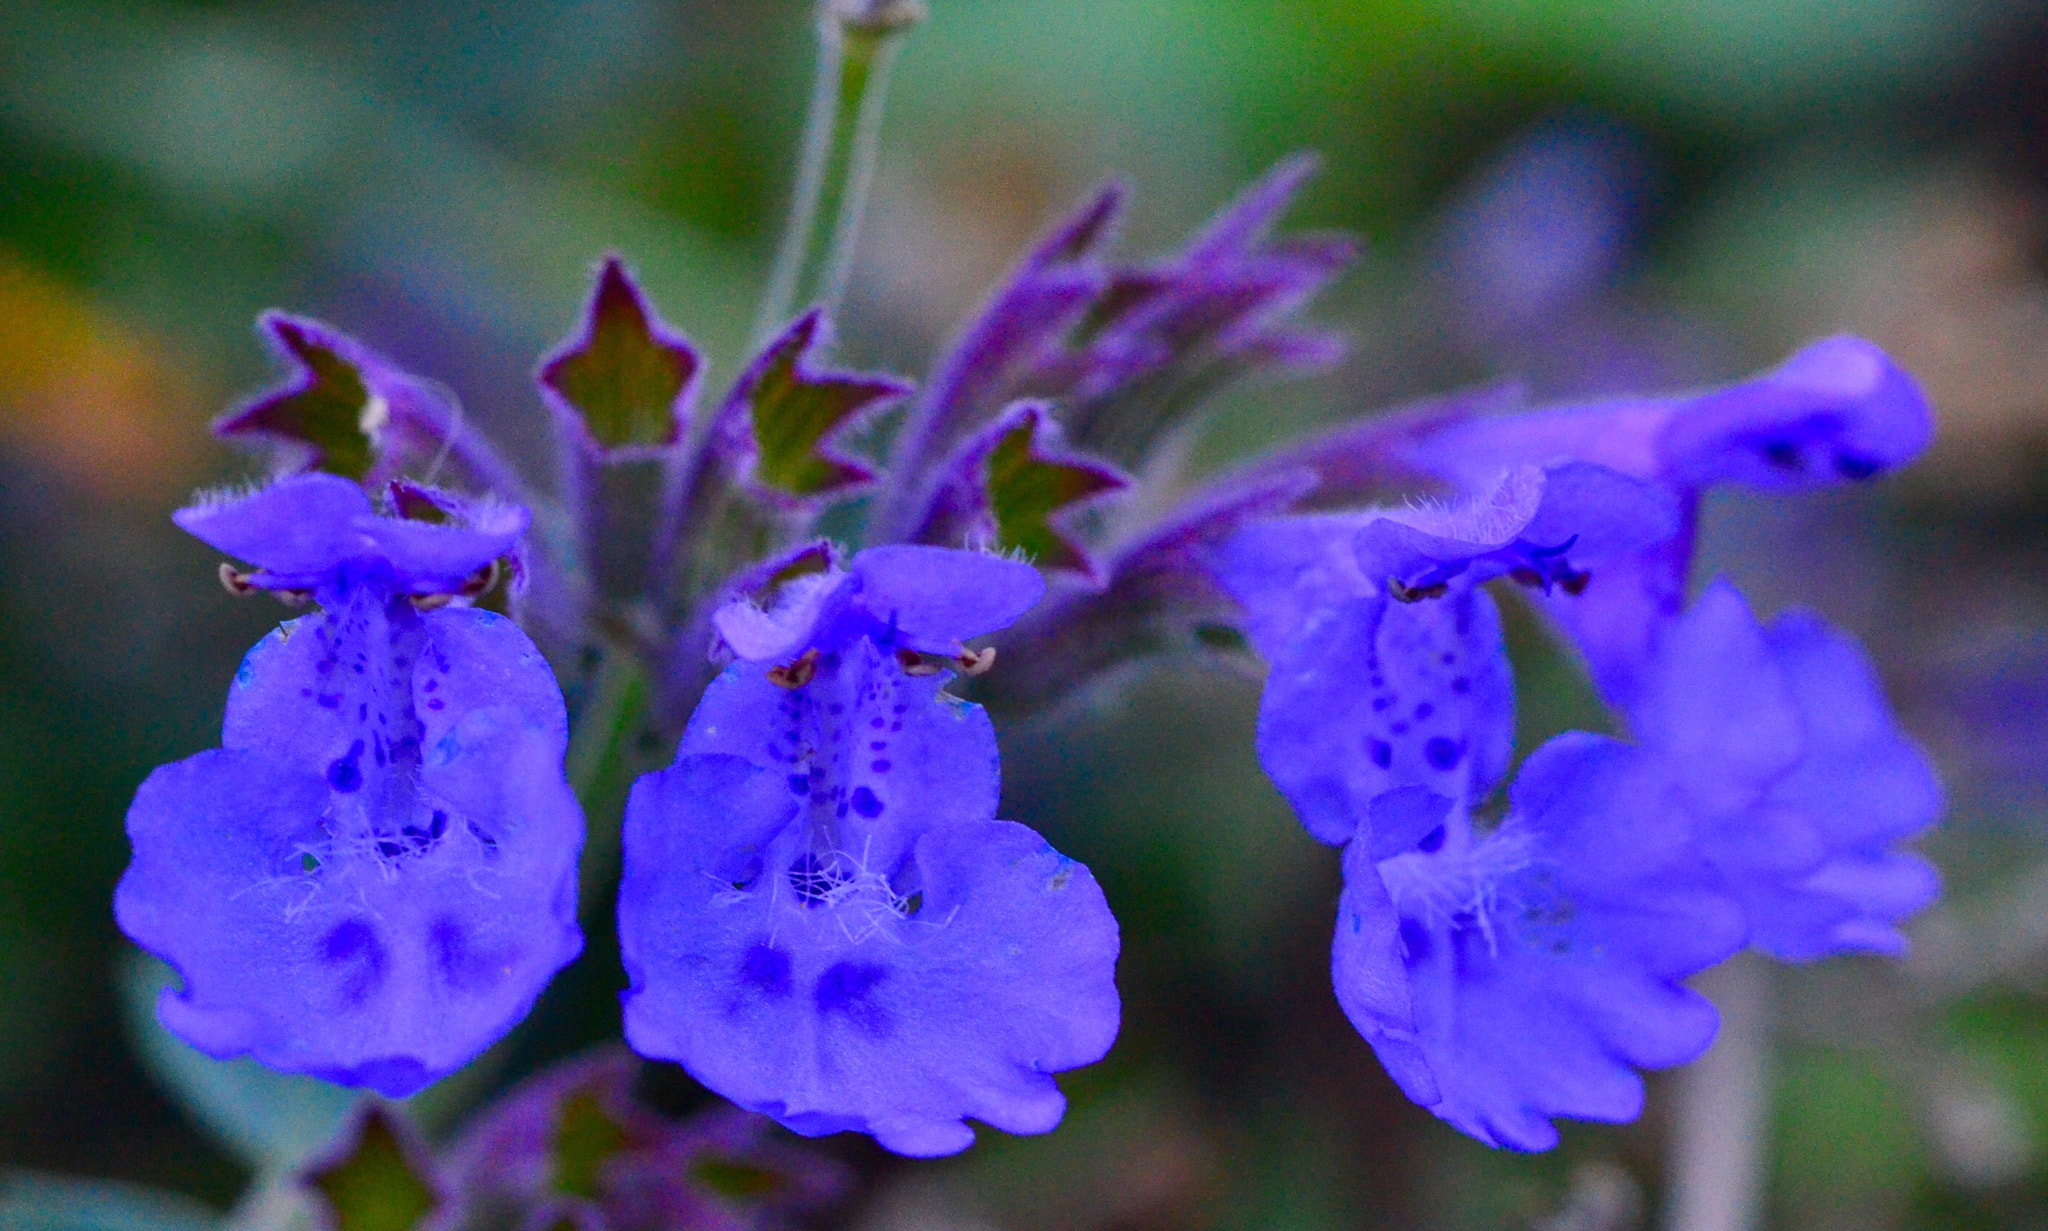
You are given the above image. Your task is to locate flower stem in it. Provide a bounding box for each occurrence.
[1664,954,1776,1231]
[566,649,651,905]
[751,0,924,346]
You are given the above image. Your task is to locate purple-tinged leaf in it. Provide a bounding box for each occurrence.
[1041,160,1355,460]
[914,402,1129,580]
[880,160,1351,541]
[538,257,702,453]
[302,1103,442,1231]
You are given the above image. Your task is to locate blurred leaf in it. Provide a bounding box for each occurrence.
[540,257,700,450]
[551,1090,630,1200]
[1772,1044,1927,1225]
[306,1107,438,1231]
[1944,992,2048,1152]
[0,1172,219,1231]
[688,1159,790,1201]
[119,951,359,1174]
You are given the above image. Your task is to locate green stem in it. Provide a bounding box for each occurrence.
[751,1,923,346]
[565,650,651,906]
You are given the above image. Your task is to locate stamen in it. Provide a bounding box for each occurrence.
[458,559,501,600]
[218,563,259,597]
[1388,577,1449,603]
[768,648,821,690]
[955,647,996,676]
[411,592,455,612]
[895,648,941,677]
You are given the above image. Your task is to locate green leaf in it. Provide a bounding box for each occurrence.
[983,405,1127,576]
[305,1107,439,1231]
[541,257,701,450]
[736,311,909,499]
[0,1173,219,1231]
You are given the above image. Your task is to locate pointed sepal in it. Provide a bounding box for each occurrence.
[216,315,423,481]
[303,1103,442,1231]
[918,402,1127,579]
[539,257,702,452]
[728,310,910,501]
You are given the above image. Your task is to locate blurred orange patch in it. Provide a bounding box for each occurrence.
[0,251,207,498]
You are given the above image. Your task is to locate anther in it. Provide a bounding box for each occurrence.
[895,648,942,677]
[1559,569,1591,596]
[768,648,821,690]
[955,647,997,676]
[1507,567,1545,590]
[411,592,455,612]
[274,589,313,609]
[458,559,501,600]
[1388,577,1448,603]
[218,563,259,597]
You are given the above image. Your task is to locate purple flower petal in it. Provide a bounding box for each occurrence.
[1352,463,1678,597]
[1239,579,1514,846]
[117,599,581,1096]
[1395,337,1933,706]
[712,569,853,664]
[1369,733,1744,1150]
[1331,834,1432,1105]
[176,474,527,595]
[1638,582,1943,961]
[848,545,1047,652]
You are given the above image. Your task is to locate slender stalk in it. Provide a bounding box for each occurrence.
[751,1,924,346]
[565,650,651,906]
[1665,954,1776,1231]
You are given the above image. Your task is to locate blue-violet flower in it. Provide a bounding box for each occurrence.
[617,544,1121,1157]
[116,473,583,1096]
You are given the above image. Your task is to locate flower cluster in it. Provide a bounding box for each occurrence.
[1210,338,1942,1147]
[117,139,1940,1166]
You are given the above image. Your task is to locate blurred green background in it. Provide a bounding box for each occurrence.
[5,0,2048,1227]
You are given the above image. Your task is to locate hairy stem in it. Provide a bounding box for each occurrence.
[751,1,924,346]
